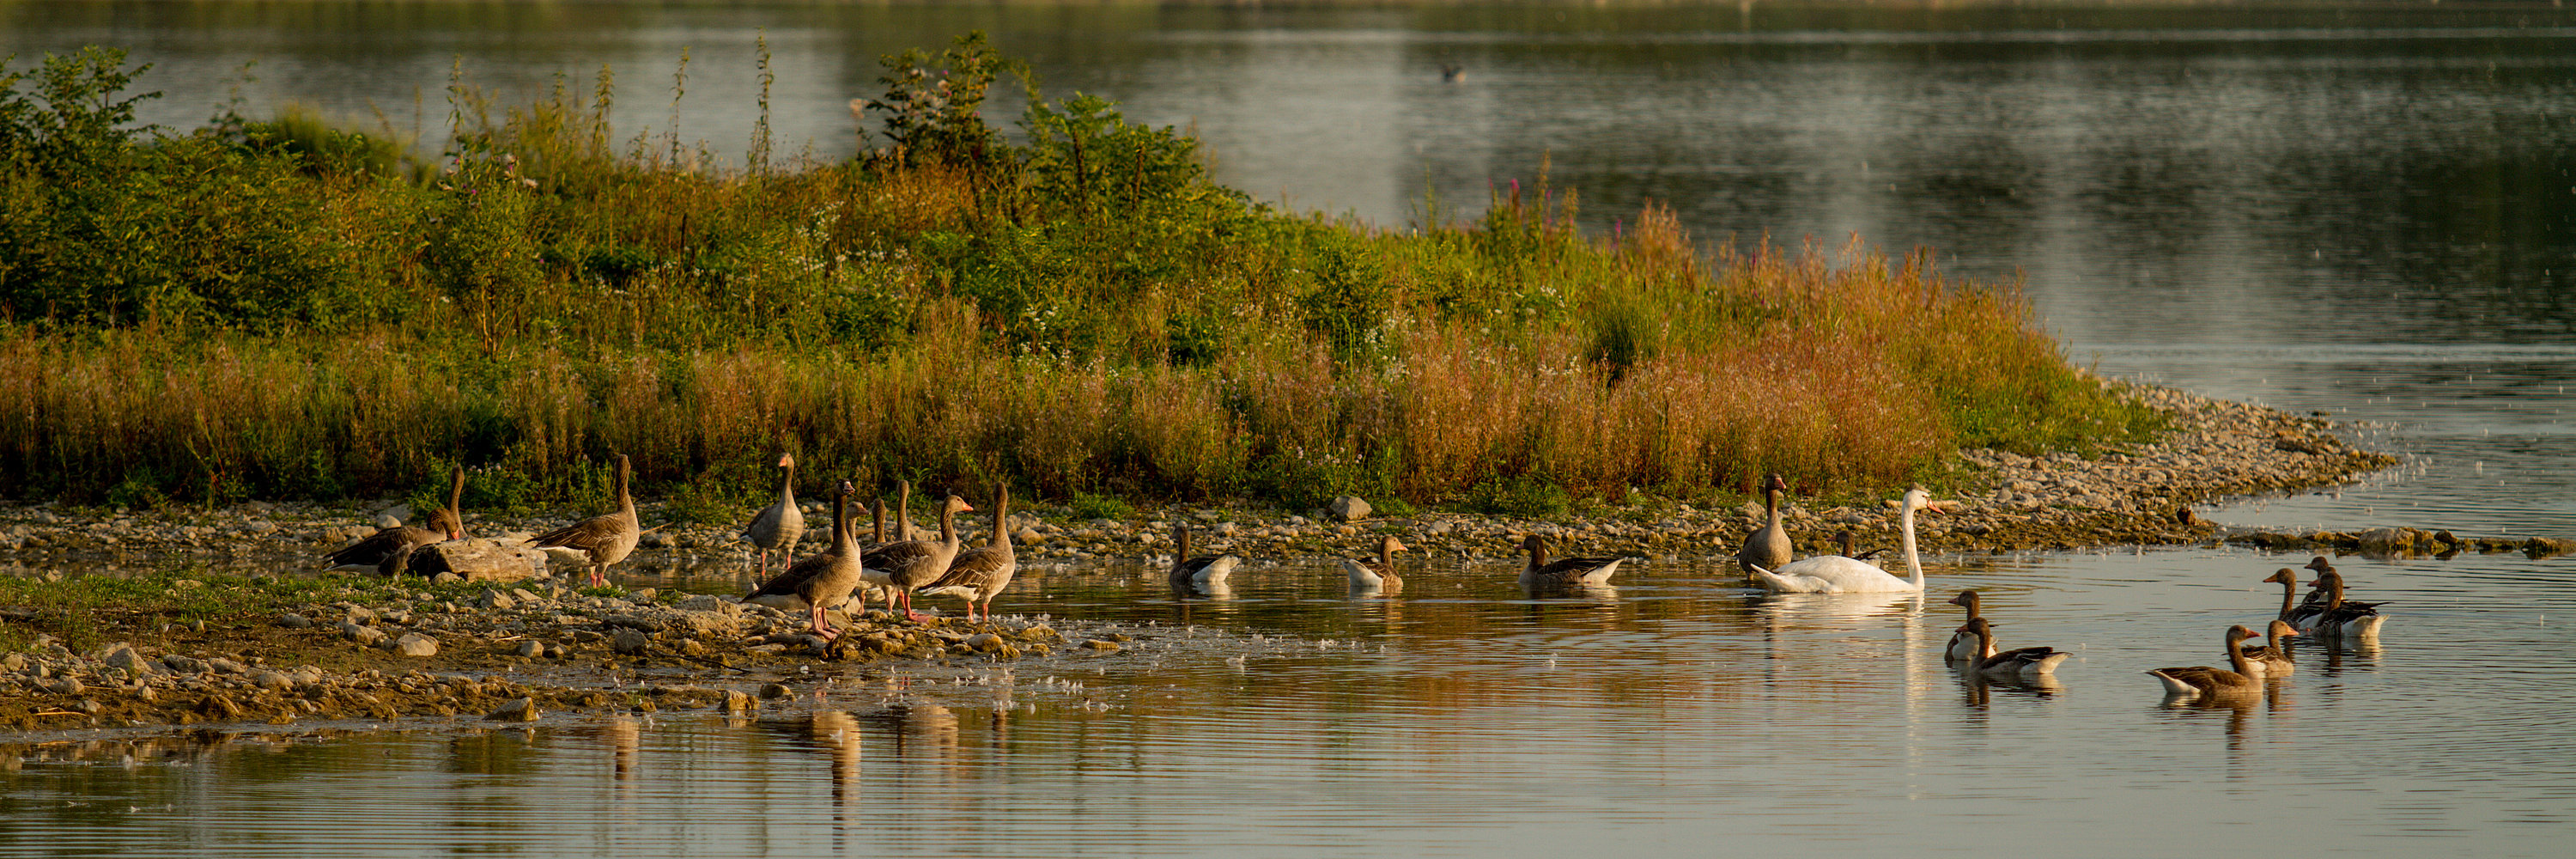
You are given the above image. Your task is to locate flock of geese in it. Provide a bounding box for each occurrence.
[321,460,2390,696]
[1941,552,2389,701]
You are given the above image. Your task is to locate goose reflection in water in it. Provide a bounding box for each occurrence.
[603,715,641,784]
[863,702,961,769]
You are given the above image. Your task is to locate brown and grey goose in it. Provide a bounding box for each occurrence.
[1958,618,2070,677]
[2293,564,2387,638]
[1342,535,1407,594]
[863,493,973,622]
[741,452,806,583]
[745,479,864,640]
[1519,534,1627,591]
[2233,618,2300,678]
[527,453,642,588]
[1945,590,1991,662]
[2147,625,2264,699]
[1168,522,1242,594]
[324,465,467,573]
[1737,472,1791,575]
[920,484,1018,623]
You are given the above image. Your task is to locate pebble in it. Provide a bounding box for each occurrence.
[276,613,313,629]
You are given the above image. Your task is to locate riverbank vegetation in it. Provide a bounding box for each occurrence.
[0,39,2155,518]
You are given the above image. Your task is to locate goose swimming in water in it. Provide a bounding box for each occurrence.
[2147,626,2264,699]
[1958,618,2070,678]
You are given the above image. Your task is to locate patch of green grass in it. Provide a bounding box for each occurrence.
[1067,491,1135,522]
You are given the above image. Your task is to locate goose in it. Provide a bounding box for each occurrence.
[864,493,973,622]
[2261,568,2304,621]
[1737,472,1791,575]
[2233,618,2299,678]
[1959,618,2070,677]
[920,484,1018,623]
[527,453,642,588]
[1835,529,1885,564]
[322,465,466,573]
[1168,522,1241,593]
[745,479,863,640]
[425,465,466,540]
[1519,534,1626,590]
[2298,566,2387,638]
[2147,626,2264,698]
[1749,487,1935,593]
[1342,535,1406,593]
[1945,590,1990,662]
[852,498,895,611]
[741,453,805,583]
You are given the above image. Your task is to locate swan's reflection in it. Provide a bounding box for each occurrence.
[1755,591,1924,629]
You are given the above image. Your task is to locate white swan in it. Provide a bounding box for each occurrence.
[1749,487,1935,594]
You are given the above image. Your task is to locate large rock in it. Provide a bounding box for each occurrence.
[387,633,440,657]
[1327,496,1373,522]
[406,539,547,582]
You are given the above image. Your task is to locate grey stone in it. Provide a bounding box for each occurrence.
[248,670,294,691]
[430,572,463,585]
[204,658,247,674]
[339,623,386,646]
[408,539,546,582]
[513,641,543,658]
[387,633,439,658]
[277,613,313,629]
[374,514,404,529]
[1327,496,1372,522]
[485,697,541,722]
[477,589,516,611]
[42,677,82,695]
[757,683,792,699]
[611,628,652,655]
[673,594,731,614]
[100,645,159,677]
[0,654,25,672]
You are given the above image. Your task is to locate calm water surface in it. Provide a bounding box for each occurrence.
[4,3,2575,856]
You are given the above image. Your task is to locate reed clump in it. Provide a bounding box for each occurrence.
[0,40,2155,515]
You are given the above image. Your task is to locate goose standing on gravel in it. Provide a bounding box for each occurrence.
[528,453,642,588]
[324,466,466,573]
[1519,534,1627,590]
[1738,472,1792,576]
[745,480,862,640]
[865,493,974,622]
[2147,626,2264,699]
[1957,618,2070,677]
[2295,564,2387,638]
[1169,522,1242,594]
[742,453,805,584]
[920,484,1019,623]
[1945,590,1991,662]
[1343,535,1406,594]
[2234,618,2300,678]
[1750,487,1936,594]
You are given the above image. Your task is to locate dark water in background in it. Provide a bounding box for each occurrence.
[3,3,2575,855]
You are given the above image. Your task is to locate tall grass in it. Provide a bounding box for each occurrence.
[0,42,2156,515]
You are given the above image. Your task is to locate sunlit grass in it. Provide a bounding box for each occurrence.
[0,41,2158,514]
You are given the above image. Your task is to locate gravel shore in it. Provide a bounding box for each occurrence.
[4,381,2558,734]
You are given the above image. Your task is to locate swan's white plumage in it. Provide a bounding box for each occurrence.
[1751,488,1934,594]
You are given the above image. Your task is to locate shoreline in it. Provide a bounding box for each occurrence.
[0,381,2555,735]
